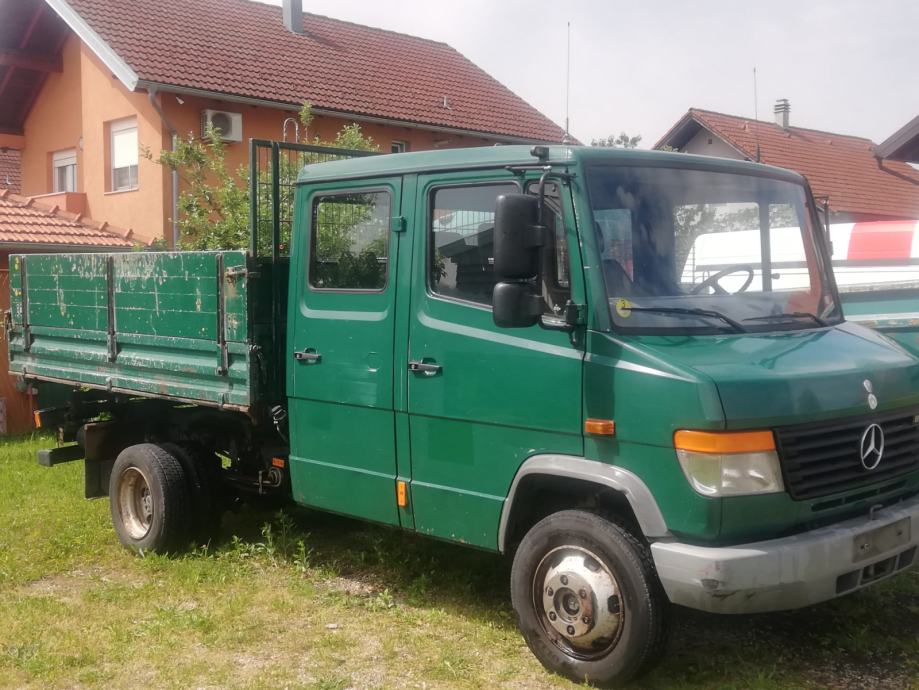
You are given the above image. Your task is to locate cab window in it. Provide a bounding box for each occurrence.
[430,181,571,313]
[309,190,390,290]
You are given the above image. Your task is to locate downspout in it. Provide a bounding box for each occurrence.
[147,87,180,248]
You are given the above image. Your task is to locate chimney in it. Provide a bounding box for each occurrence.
[283,0,303,34]
[774,98,790,128]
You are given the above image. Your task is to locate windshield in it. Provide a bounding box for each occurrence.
[586,165,842,333]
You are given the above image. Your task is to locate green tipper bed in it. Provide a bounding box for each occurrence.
[8,251,260,412]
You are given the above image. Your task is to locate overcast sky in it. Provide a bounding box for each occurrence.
[265,0,919,147]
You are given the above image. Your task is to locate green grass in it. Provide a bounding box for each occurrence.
[0,433,917,689]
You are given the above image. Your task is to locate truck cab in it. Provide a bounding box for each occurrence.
[286,145,919,682]
[13,144,919,687]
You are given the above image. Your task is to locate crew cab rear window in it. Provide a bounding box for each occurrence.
[309,190,390,290]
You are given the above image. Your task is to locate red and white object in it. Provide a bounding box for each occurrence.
[830,220,919,291]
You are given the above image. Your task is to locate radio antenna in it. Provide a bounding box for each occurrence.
[753,67,761,162]
[563,22,571,144]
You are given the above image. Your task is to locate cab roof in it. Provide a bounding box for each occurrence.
[295,145,806,185]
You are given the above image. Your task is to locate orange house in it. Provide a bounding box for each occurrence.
[0,0,567,246]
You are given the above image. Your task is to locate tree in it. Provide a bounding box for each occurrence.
[591,132,642,149]
[148,101,379,250]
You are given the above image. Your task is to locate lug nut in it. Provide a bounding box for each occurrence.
[548,611,557,621]
[582,616,591,625]
[578,589,587,599]
[566,625,576,636]
[546,587,554,596]
[560,575,569,585]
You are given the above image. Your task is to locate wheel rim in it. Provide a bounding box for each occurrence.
[532,545,625,660]
[117,467,154,540]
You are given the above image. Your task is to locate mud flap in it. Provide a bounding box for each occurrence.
[80,421,143,499]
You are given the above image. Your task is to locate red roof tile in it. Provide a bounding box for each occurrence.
[0,151,20,193]
[0,189,144,247]
[657,108,919,220]
[64,0,567,143]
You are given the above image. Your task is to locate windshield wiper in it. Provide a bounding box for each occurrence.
[744,312,829,327]
[623,306,747,333]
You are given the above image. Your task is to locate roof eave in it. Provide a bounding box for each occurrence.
[653,110,696,150]
[0,242,132,251]
[135,80,567,145]
[875,114,919,162]
[44,0,139,91]
[654,109,755,161]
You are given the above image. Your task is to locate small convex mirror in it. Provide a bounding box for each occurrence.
[493,281,541,328]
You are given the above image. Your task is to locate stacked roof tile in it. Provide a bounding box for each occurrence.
[657,109,919,220]
[0,151,20,194]
[0,189,141,247]
[65,0,567,142]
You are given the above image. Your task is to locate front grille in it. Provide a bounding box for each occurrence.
[775,408,919,500]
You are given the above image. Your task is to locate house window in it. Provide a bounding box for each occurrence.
[110,118,138,191]
[391,141,408,154]
[52,150,77,193]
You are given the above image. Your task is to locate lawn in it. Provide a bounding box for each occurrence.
[0,433,917,689]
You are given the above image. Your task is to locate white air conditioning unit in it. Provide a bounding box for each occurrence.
[201,109,243,142]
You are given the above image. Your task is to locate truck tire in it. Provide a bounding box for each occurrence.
[109,443,190,554]
[160,443,223,544]
[510,510,667,687]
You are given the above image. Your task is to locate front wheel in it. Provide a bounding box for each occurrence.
[510,510,668,687]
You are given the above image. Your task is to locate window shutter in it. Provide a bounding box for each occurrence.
[112,125,138,169]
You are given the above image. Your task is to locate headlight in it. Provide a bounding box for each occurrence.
[674,430,784,497]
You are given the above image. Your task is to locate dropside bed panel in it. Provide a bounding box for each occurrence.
[8,251,258,411]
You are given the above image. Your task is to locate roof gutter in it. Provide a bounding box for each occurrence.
[146,87,180,248]
[135,80,567,145]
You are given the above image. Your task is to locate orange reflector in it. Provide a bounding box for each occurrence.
[396,480,408,508]
[673,429,775,454]
[585,418,615,436]
[33,410,42,429]
[271,456,286,468]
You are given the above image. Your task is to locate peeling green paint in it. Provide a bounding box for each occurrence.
[9,250,259,412]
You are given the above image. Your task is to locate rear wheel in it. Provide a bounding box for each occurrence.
[161,443,223,544]
[109,443,190,553]
[510,510,667,687]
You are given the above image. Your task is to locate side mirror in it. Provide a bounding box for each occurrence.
[494,194,544,280]
[493,282,541,328]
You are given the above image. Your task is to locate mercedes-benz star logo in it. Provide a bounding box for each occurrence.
[859,424,885,470]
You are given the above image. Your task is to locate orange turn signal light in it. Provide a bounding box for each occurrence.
[396,480,408,508]
[673,429,775,454]
[271,456,286,468]
[585,418,615,436]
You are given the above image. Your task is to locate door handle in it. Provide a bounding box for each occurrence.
[293,348,321,362]
[408,359,442,376]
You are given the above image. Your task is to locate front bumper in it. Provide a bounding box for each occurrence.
[651,494,919,614]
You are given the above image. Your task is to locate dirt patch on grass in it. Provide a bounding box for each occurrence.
[323,575,379,597]
[17,566,144,603]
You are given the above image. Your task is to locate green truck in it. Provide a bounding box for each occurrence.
[9,144,919,686]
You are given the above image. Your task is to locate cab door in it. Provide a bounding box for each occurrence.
[287,179,403,525]
[405,172,586,549]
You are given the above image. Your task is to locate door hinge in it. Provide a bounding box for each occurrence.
[391,216,407,233]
